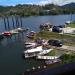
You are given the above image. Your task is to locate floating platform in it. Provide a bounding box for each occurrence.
[36,55,60,60]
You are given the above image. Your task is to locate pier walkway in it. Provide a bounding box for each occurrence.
[37,55,60,60]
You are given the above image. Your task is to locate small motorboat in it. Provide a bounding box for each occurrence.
[23,46,53,58]
[17,28,29,33]
[23,46,42,58]
[25,42,36,49]
[26,31,36,39]
[2,31,12,36]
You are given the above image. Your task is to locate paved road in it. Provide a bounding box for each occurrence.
[60,45,75,51]
[51,45,75,52]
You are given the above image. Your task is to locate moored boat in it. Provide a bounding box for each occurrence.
[25,42,36,49]
[24,46,42,58]
[2,31,12,36]
[23,46,53,58]
[26,31,36,39]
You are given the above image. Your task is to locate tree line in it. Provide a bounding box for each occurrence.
[0,3,75,17]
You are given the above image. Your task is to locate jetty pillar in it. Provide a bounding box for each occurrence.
[6,17,10,30]
[12,17,15,28]
[3,17,7,30]
[20,17,23,27]
[15,16,20,28]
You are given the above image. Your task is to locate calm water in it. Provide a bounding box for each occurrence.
[0,14,75,75]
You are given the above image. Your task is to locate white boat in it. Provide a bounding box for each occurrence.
[25,42,36,48]
[24,46,53,58]
[38,48,53,55]
[24,46,42,58]
[24,46,42,53]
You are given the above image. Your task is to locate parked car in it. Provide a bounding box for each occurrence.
[58,25,65,28]
[52,26,62,33]
[48,39,63,47]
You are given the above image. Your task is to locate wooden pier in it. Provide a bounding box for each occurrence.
[36,55,60,60]
[0,16,29,37]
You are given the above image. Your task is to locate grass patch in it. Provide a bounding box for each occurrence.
[67,21,75,28]
[47,50,56,56]
[36,31,75,46]
[64,42,75,46]
[67,23,75,28]
[60,53,75,64]
[36,31,74,39]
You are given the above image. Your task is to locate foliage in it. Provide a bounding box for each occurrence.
[47,50,56,56]
[67,21,75,28]
[36,31,75,46]
[0,3,75,16]
[60,53,75,64]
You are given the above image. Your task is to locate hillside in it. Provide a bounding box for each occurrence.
[62,3,75,8]
[0,3,75,16]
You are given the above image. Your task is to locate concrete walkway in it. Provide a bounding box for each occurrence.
[60,45,75,51]
[37,55,60,60]
[51,45,75,52]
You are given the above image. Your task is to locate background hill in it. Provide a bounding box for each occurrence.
[62,3,75,8]
[0,3,75,16]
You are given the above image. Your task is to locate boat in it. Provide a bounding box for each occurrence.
[26,31,36,39]
[65,21,71,25]
[2,31,12,36]
[25,42,36,49]
[38,48,53,55]
[24,46,42,58]
[23,46,53,58]
[16,28,28,32]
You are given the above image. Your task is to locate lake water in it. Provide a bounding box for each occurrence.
[0,14,75,75]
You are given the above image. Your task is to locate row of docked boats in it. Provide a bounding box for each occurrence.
[2,27,28,36]
[0,27,28,41]
[24,46,53,58]
[23,37,54,59]
[23,37,61,61]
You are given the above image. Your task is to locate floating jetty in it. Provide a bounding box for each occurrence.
[36,55,60,60]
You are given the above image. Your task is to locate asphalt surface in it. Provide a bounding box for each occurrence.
[60,45,75,51]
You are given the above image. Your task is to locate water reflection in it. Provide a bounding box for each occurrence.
[0,32,25,46]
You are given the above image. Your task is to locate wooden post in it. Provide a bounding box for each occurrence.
[6,17,10,30]
[20,17,23,27]
[3,17,7,30]
[15,16,18,28]
[17,16,19,28]
[70,12,72,22]
[12,17,15,28]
